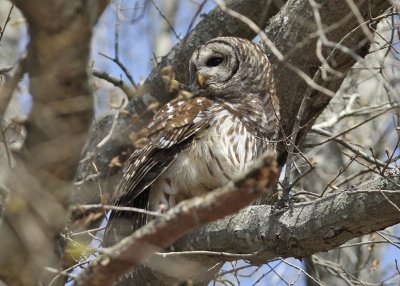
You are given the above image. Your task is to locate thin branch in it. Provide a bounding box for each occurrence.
[185,0,208,35]
[156,249,261,260]
[98,52,137,89]
[150,0,180,40]
[0,122,12,168]
[279,258,324,286]
[97,1,137,89]
[115,0,122,62]
[377,231,400,250]
[0,3,14,43]
[69,227,105,237]
[0,56,26,117]
[214,0,336,97]
[78,103,124,166]
[74,152,278,286]
[92,69,135,98]
[310,128,389,168]
[73,203,163,217]
[310,107,396,147]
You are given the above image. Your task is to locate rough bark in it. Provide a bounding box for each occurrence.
[264,0,392,161]
[73,0,284,204]
[74,0,391,204]
[122,173,400,286]
[0,1,108,285]
[175,171,400,259]
[74,152,279,286]
[69,0,394,285]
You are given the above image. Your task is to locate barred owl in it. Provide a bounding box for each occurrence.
[104,37,280,245]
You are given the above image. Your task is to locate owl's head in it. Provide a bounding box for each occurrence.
[189,37,275,100]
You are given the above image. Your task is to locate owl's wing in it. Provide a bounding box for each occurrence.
[103,97,213,245]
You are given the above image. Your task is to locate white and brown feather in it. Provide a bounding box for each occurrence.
[104,37,280,246]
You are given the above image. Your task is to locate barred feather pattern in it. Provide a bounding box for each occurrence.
[104,36,280,246]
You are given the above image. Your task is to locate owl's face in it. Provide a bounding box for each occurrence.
[189,37,273,100]
[189,39,239,96]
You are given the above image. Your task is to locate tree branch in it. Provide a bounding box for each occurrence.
[71,0,394,285]
[0,1,109,285]
[74,152,279,286]
[175,172,400,260]
[264,0,391,164]
[74,0,284,204]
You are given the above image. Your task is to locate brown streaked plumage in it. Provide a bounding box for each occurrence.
[104,37,280,246]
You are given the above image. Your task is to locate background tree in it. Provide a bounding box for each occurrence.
[0,0,399,285]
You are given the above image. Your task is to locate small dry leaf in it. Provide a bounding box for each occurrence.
[159,203,168,212]
[131,113,141,122]
[147,101,161,113]
[371,259,379,271]
[100,257,111,266]
[109,156,122,168]
[74,211,104,227]
[139,75,145,86]
[162,75,183,91]
[6,194,28,214]
[185,280,194,286]
[119,108,130,115]
[160,66,174,76]
[64,241,90,260]
[11,115,28,124]
[134,138,148,149]
[11,18,26,27]
[330,184,338,190]
[129,131,138,144]
[177,90,193,99]
[138,127,149,138]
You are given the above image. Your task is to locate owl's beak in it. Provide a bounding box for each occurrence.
[196,73,207,88]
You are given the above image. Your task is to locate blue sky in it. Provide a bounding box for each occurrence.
[91,0,216,86]
[5,1,399,285]
[79,1,400,285]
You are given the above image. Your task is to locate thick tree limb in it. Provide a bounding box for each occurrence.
[74,152,279,286]
[264,0,392,162]
[74,0,284,204]
[74,0,392,203]
[117,171,400,285]
[71,0,393,285]
[175,172,400,260]
[18,0,108,185]
[0,1,108,285]
[74,164,400,286]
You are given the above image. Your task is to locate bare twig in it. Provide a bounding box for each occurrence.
[0,56,26,117]
[79,103,125,166]
[73,152,278,286]
[185,0,208,35]
[69,227,105,237]
[150,0,180,40]
[98,52,137,89]
[214,0,336,97]
[98,1,137,89]
[310,128,390,168]
[156,249,261,259]
[279,258,324,286]
[0,122,12,168]
[320,154,358,197]
[92,69,135,98]
[0,3,14,43]
[74,203,163,217]
[377,231,400,250]
[310,107,397,147]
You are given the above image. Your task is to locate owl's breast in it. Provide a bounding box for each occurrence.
[150,109,263,211]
